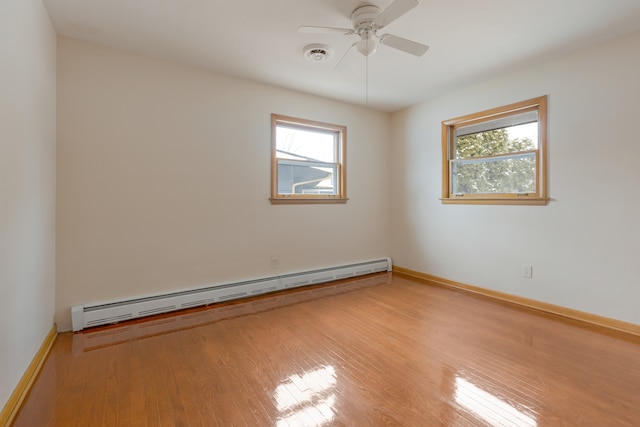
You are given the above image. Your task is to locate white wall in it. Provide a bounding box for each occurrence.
[0,0,56,411]
[55,38,391,331]
[391,30,640,325]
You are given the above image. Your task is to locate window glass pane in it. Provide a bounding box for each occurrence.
[452,152,536,194]
[276,127,336,163]
[456,118,538,160]
[277,161,337,195]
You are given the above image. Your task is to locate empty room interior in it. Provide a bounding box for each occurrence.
[2,0,640,425]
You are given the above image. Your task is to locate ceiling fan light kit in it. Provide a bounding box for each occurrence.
[357,37,377,57]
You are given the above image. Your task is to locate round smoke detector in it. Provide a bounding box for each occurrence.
[303,44,333,63]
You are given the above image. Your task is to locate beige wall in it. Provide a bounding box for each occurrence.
[55,38,391,331]
[0,0,57,410]
[391,30,640,325]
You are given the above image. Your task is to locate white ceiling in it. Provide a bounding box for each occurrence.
[43,0,640,112]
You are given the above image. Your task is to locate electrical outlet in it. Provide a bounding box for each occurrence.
[271,256,279,269]
[522,264,533,279]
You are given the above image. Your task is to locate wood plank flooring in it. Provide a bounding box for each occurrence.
[13,273,640,426]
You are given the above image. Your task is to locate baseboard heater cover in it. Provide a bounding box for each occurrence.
[71,258,391,331]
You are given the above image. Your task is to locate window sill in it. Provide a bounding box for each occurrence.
[440,197,549,206]
[270,197,349,205]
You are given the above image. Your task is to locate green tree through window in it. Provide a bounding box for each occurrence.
[454,129,536,194]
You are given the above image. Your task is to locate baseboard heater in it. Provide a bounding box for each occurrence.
[71,258,391,331]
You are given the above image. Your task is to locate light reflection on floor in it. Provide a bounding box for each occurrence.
[454,375,537,427]
[275,365,337,427]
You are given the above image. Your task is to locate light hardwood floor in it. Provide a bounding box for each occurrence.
[14,273,640,426]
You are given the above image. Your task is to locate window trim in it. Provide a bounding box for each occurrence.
[441,96,548,206]
[270,114,347,204]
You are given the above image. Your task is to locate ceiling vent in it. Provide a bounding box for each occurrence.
[303,44,333,63]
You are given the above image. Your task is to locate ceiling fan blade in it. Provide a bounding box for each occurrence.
[335,42,358,70]
[379,34,429,56]
[298,26,354,35]
[373,0,418,28]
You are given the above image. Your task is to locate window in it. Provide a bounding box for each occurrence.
[271,114,347,204]
[441,96,548,205]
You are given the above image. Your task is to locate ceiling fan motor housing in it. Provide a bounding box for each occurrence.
[352,5,381,33]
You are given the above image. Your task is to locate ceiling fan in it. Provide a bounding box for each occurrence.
[299,0,429,69]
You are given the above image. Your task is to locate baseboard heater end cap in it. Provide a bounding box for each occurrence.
[71,305,85,332]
